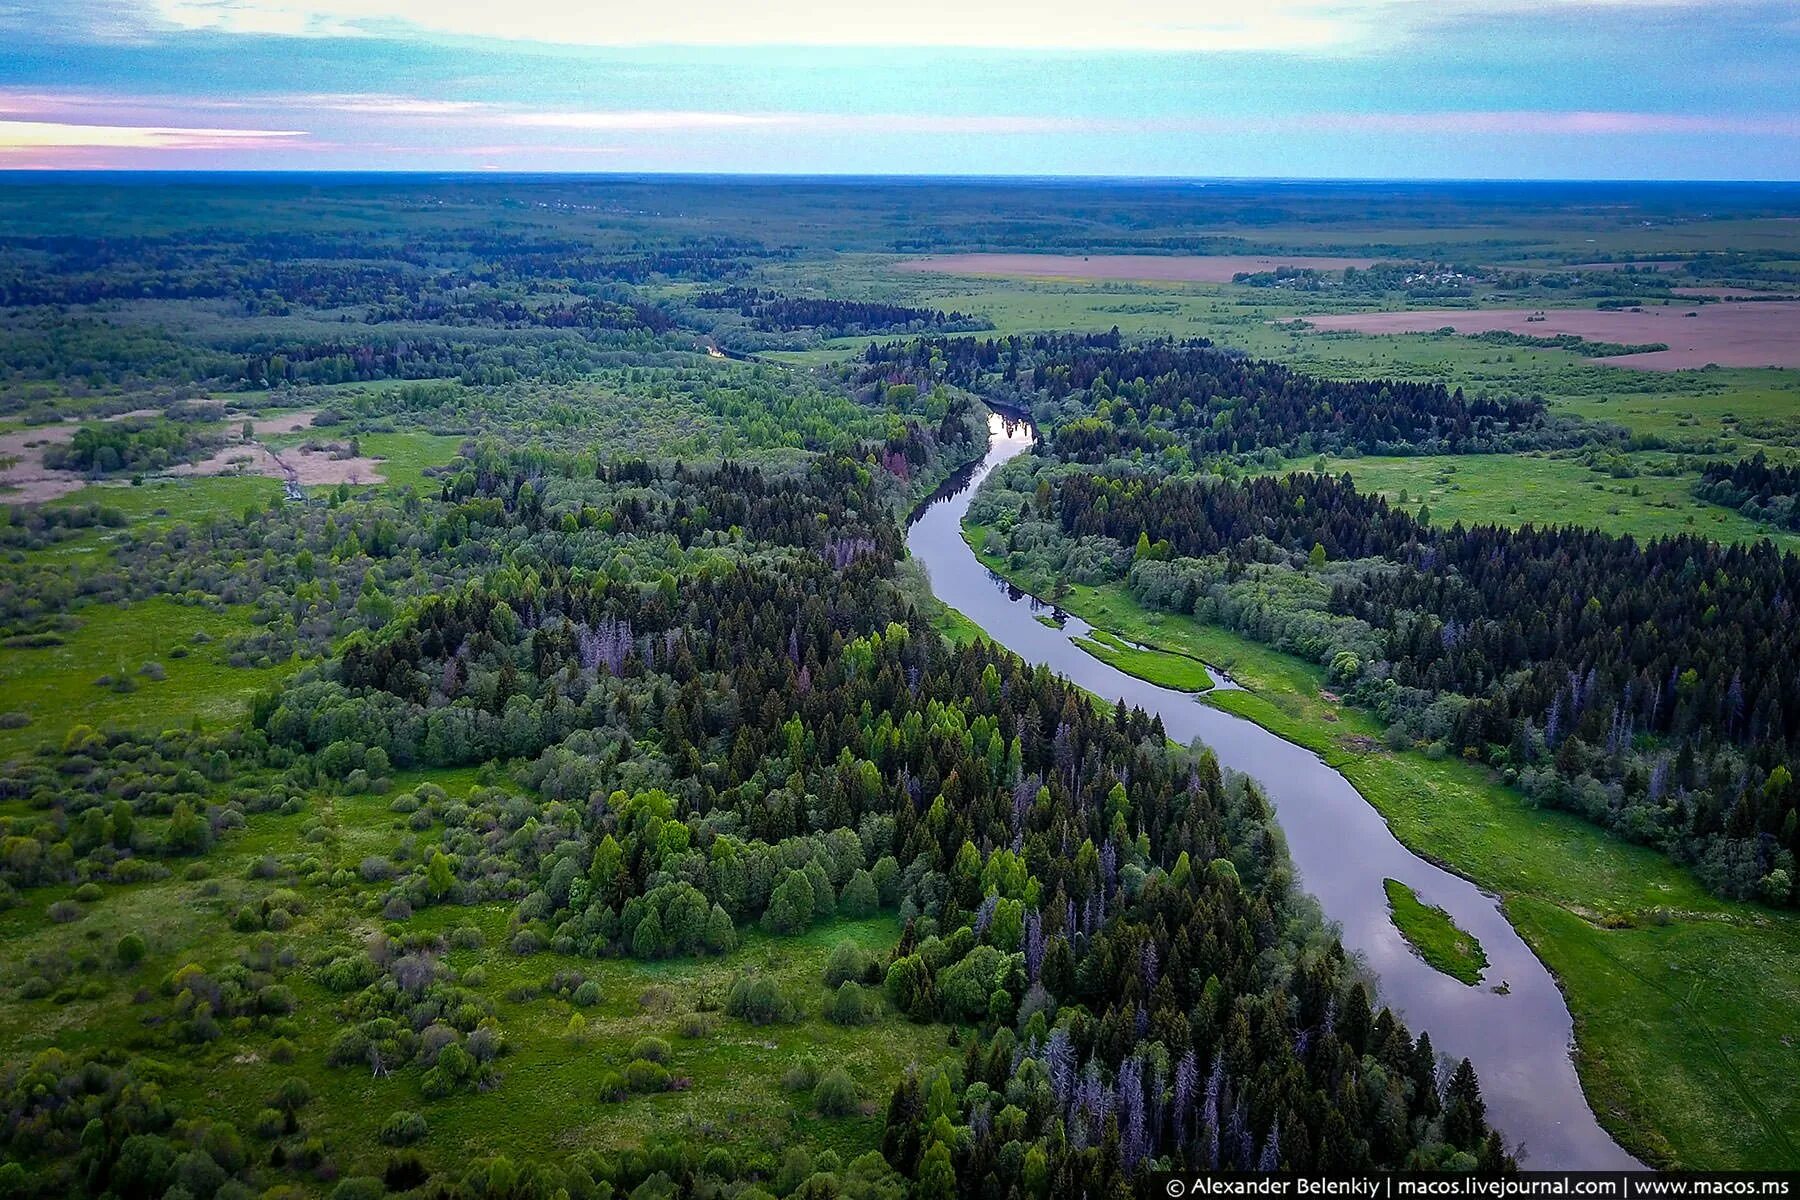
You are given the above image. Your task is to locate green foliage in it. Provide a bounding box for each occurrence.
[812,1067,860,1117]
[1384,878,1489,985]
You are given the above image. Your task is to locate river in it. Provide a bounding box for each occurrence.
[906,412,1639,1169]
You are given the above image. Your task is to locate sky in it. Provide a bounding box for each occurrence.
[1,0,1797,177]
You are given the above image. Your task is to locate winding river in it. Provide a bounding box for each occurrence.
[907,412,1639,1169]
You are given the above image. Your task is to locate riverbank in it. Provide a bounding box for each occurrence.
[957,533,1800,1170]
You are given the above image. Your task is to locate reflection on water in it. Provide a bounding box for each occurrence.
[906,413,1638,1169]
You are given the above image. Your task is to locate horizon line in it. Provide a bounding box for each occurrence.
[1,170,1798,186]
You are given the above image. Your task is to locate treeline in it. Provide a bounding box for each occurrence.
[854,332,1583,461]
[0,231,778,309]
[362,294,675,334]
[1695,453,1800,532]
[1471,331,1668,358]
[233,328,685,389]
[1041,469,1800,903]
[694,288,984,335]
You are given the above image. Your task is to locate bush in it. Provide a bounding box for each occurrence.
[828,981,872,1026]
[813,1067,860,1117]
[48,900,82,923]
[782,1058,820,1092]
[572,980,601,1007]
[378,1111,428,1146]
[625,1058,671,1092]
[822,940,871,988]
[839,868,879,917]
[724,973,797,1026]
[116,932,149,967]
[629,1035,670,1063]
[271,1077,313,1113]
[74,882,104,903]
[597,1071,628,1102]
[330,1178,385,1200]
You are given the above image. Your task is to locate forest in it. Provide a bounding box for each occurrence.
[978,465,1799,904]
[1696,454,1800,532]
[853,333,1597,463]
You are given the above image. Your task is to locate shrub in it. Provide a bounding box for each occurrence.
[48,900,82,923]
[272,1078,314,1113]
[597,1072,628,1102]
[330,1178,384,1200]
[74,882,104,903]
[625,1058,671,1092]
[828,981,872,1027]
[377,1111,427,1146]
[813,1067,860,1117]
[116,932,149,967]
[678,1012,714,1039]
[839,868,879,917]
[724,973,796,1026]
[822,940,870,988]
[629,1035,670,1063]
[572,980,601,1007]
[781,1057,820,1092]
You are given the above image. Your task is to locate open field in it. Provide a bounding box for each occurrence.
[1303,302,1800,370]
[1275,452,1800,551]
[0,597,297,757]
[897,253,1381,282]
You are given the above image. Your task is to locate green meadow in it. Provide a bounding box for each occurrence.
[1383,879,1489,987]
[0,597,297,757]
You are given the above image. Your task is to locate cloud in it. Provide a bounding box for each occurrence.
[1286,110,1800,136]
[4,88,1795,148]
[106,0,1773,55]
[0,118,307,151]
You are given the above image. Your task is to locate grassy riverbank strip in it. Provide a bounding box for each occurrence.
[1384,878,1489,986]
[961,524,1800,1171]
[1072,628,1215,692]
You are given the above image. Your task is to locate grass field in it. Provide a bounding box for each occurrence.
[1273,452,1800,550]
[0,597,297,758]
[964,535,1800,1169]
[1072,628,1215,691]
[1384,878,1489,986]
